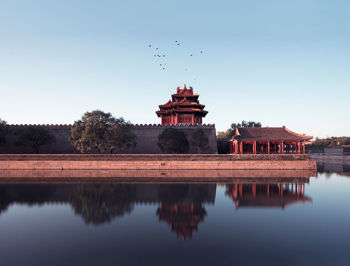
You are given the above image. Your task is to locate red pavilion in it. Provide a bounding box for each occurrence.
[156,85,208,125]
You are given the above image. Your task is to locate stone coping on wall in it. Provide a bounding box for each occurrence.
[0,154,311,161]
[9,124,216,128]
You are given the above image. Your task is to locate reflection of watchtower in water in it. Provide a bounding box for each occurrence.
[226,183,311,209]
[155,184,216,240]
[156,202,206,240]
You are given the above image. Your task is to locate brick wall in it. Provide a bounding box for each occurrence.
[0,124,218,154]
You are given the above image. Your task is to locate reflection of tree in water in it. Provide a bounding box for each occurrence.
[69,184,136,225]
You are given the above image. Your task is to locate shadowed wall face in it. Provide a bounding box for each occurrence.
[0,125,217,154]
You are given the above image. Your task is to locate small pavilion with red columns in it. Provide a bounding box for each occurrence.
[229,126,313,154]
[156,85,208,125]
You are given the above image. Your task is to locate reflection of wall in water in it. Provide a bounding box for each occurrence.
[317,163,350,177]
[0,184,216,232]
[226,183,311,209]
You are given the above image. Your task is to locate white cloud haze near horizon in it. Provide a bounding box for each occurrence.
[0,0,349,138]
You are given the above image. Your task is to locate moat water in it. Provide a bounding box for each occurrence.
[0,164,349,266]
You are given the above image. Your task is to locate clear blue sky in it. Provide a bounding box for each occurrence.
[0,0,349,138]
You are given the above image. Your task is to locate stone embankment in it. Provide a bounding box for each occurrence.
[310,153,350,165]
[0,154,316,170]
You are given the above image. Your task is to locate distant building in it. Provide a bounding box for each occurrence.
[229,126,313,154]
[156,84,208,125]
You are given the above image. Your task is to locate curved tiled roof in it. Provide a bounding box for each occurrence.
[233,127,313,141]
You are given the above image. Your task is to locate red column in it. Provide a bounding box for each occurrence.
[280,184,283,197]
[303,142,305,154]
[280,141,284,154]
[191,115,194,124]
[240,141,243,154]
[267,141,270,154]
[235,141,238,154]
[234,184,238,198]
[267,184,270,197]
[253,141,257,154]
[252,184,256,198]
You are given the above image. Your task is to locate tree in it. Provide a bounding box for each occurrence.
[191,128,209,153]
[70,110,136,154]
[217,120,262,140]
[16,126,56,153]
[107,118,137,153]
[231,120,261,132]
[158,128,189,154]
[0,119,8,145]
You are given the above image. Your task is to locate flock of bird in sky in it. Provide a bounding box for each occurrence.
[147,41,204,80]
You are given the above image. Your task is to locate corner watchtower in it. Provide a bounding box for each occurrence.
[156,85,208,125]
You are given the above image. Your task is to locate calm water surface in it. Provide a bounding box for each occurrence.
[0,165,349,266]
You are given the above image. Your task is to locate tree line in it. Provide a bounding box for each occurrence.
[0,111,210,154]
[311,137,350,147]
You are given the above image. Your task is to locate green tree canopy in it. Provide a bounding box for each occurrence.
[0,119,8,144]
[312,136,350,147]
[217,120,262,140]
[191,128,209,153]
[16,126,56,153]
[158,128,189,154]
[70,110,136,154]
